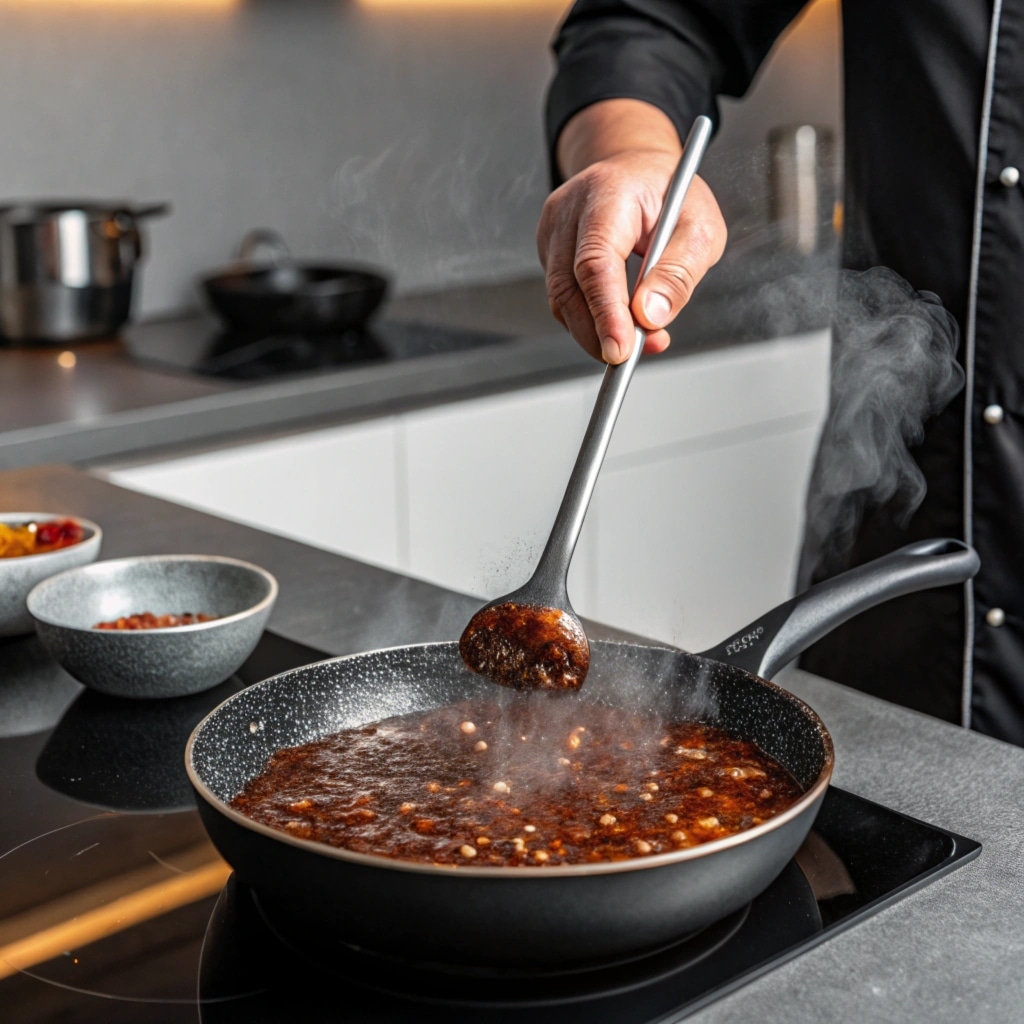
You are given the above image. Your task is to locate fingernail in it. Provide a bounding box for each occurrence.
[644,292,672,327]
[600,337,622,363]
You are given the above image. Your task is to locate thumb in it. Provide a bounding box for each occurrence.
[631,180,727,333]
[632,253,703,333]
[636,277,679,330]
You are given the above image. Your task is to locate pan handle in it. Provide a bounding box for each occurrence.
[698,538,979,681]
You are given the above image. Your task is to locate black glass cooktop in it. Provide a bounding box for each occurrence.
[0,631,980,1023]
[120,315,513,381]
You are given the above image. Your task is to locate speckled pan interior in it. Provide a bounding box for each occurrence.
[189,640,832,804]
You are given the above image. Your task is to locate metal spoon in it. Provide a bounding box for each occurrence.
[459,115,714,691]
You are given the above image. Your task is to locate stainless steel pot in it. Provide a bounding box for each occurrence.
[0,201,169,343]
[767,125,837,255]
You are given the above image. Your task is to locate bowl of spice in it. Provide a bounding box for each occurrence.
[27,554,277,698]
[0,513,102,636]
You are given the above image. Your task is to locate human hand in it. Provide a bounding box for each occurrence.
[538,105,727,364]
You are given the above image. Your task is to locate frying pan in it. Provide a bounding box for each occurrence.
[201,229,389,336]
[187,538,977,971]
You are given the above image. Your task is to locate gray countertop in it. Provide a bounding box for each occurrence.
[0,258,830,472]
[0,278,597,470]
[2,464,1022,1021]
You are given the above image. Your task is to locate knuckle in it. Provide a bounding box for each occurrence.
[536,181,586,266]
[546,268,579,311]
[573,239,618,294]
[650,259,700,306]
[687,219,718,260]
[546,293,567,327]
[687,217,727,265]
[645,215,728,309]
[536,200,560,260]
[546,272,593,330]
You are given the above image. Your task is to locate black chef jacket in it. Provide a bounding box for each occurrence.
[547,0,1024,745]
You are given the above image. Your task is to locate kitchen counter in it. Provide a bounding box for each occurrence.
[0,252,832,471]
[0,280,588,471]
[1,464,1021,1022]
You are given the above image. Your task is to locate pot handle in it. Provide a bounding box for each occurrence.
[238,228,292,265]
[125,203,171,220]
[104,204,169,264]
[120,225,143,267]
[698,538,979,681]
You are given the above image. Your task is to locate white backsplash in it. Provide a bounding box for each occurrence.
[0,0,838,318]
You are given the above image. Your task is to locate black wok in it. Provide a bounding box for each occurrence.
[187,538,977,971]
[201,230,388,336]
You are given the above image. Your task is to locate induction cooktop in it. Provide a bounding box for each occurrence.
[0,631,981,1023]
[119,314,514,381]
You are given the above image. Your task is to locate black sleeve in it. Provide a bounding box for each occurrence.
[545,0,811,184]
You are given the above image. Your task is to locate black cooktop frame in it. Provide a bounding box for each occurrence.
[204,634,984,1022]
[0,630,982,1023]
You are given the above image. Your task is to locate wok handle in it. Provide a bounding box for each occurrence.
[698,538,980,681]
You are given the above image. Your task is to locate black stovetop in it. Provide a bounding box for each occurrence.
[0,632,980,1024]
[119,315,514,382]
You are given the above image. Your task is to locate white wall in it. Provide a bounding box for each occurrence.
[105,329,831,651]
[0,0,839,316]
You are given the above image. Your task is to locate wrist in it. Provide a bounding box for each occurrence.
[556,99,682,179]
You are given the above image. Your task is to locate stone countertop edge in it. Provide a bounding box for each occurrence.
[1,464,1021,1023]
[0,329,596,471]
[0,264,832,472]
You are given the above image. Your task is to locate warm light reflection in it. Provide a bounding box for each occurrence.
[0,857,230,980]
[358,0,563,8]
[0,0,239,9]
[56,351,76,369]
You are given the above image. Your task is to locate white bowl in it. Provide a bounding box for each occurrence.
[0,513,102,637]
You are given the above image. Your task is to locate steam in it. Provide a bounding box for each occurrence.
[464,659,709,800]
[327,127,545,292]
[448,642,722,796]
[767,266,965,584]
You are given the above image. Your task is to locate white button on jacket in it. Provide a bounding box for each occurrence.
[986,608,1006,628]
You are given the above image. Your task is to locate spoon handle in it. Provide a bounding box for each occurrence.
[532,115,714,594]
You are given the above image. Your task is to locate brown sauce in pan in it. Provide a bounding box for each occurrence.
[230,699,803,867]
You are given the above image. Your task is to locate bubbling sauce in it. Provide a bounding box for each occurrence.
[229,699,803,868]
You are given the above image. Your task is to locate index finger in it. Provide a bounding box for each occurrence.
[573,200,642,364]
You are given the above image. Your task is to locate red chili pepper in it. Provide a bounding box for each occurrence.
[34,519,84,549]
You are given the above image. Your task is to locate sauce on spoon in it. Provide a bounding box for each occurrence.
[459,601,590,691]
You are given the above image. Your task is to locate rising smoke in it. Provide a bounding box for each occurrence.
[328,126,545,293]
[764,266,965,585]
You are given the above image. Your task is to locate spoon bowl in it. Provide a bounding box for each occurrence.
[458,597,589,691]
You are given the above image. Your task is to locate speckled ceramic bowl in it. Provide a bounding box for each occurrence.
[27,555,278,699]
[0,512,102,637]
